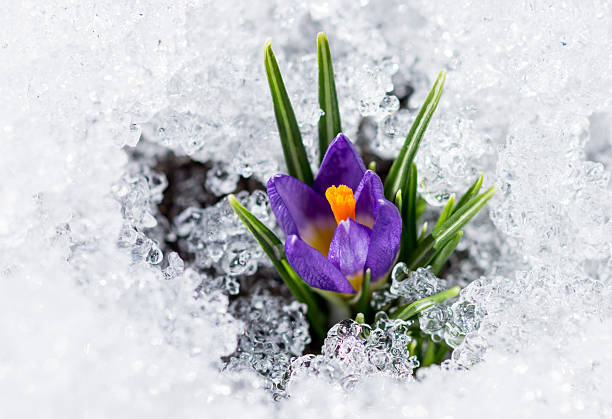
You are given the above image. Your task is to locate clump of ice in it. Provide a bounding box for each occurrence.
[175,190,272,278]
[227,290,311,399]
[372,265,447,312]
[2,0,612,417]
[141,1,398,182]
[289,317,418,393]
[114,162,167,264]
[371,263,485,350]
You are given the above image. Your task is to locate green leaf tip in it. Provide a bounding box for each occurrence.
[454,173,483,214]
[384,70,446,200]
[394,189,402,208]
[317,31,342,163]
[228,194,283,262]
[407,183,495,270]
[264,40,314,185]
[434,193,456,231]
[432,184,496,249]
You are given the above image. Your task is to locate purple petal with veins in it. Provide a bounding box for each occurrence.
[285,235,355,294]
[313,133,366,194]
[354,170,385,228]
[364,199,402,282]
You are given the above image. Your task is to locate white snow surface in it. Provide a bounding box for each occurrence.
[1,0,612,418]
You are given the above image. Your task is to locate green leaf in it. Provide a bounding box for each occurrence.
[432,185,496,249]
[384,70,446,200]
[414,335,423,361]
[423,338,437,367]
[317,32,342,162]
[415,197,427,220]
[264,41,314,185]
[434,341,451,364]
[228,194,327,339]
[418,221,428,242]
[394,189,402,211]
[454,174,483,214]
[353,268,371,318]
[399,163,418,261]
[408,185,495,270]
[434,193,456,230]
[407,234,436,270]
[390,286,460,321]
[228,194,283,261]
[408,338,418,357]
[431,230,463,275]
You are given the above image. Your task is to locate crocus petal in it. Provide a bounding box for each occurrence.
[267,174,337,255]
[285,235,355,294]
[354,170,385,229]
[328,219,372,291]
[364,199,402,282]
[313,133,366,194]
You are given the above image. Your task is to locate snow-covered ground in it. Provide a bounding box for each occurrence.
[1,1,611,417]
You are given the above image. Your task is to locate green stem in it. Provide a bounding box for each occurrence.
[353,269,372,320]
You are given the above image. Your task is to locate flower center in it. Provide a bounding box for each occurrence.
[325,185,356,224]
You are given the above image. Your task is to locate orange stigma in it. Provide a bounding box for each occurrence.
[325,185,356,224]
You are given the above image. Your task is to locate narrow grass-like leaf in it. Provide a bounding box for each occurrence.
[391,286,460,321]
[264,41,314,185]
[407,234,436,270]
[454,174,483,214]
[409,186,494,269]
[423,338,437,367]
[317,32,342,162]
[434,341,451,364]
[384,71,446,200]
[394,189,402,212]
[399,163,418,261]
[228,194,283,261]
[408,338,418,357]
[354,269,371,318]
[228,195,327,339]
[432,185,496,249]
[431,231,463,275]
[418,222,428,242]
[416,197,427,220]
[415,335,423,361]
[229,194,298,295]
[434,193,456,230]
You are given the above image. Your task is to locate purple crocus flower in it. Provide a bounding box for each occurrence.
[267,133,402,295]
